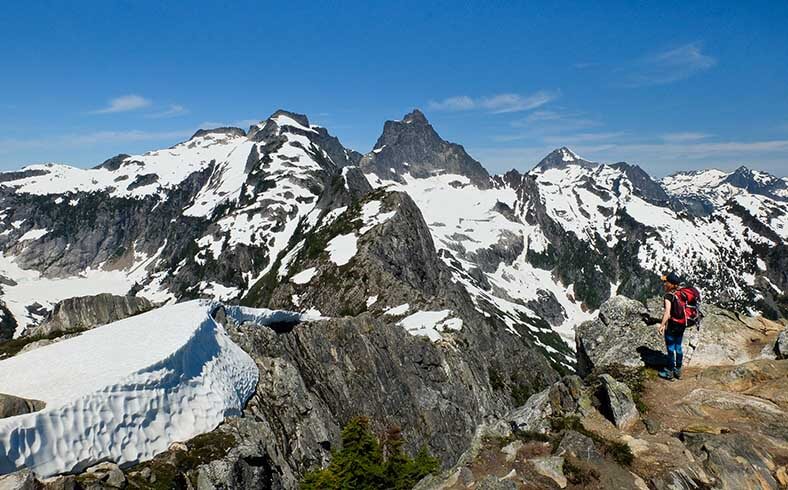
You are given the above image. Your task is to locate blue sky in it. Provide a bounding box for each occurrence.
[2,0,787,176]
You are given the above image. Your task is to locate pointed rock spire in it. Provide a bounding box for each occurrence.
[402,109,429,125]
[360,109,491,188]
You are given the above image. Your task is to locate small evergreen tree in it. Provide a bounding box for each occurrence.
[381,426,410,489]
[301,417,439,490]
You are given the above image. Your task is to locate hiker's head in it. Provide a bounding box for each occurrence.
[661,272,681,291]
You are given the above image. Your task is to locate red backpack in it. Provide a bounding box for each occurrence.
[671,286,702,327]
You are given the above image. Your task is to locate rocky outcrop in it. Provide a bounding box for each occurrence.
[27,294,152,337]
[598,374,639,429]
[419,357,788,490]
[576,295,785,375]
[506,375,584,435]
[0,468,38,490]
[0,302,16,342]
[0,393,44,419]
[81,462,126,489]
[575,296,661,375]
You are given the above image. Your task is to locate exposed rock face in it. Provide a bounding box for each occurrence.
[93,153,132,171]
[0,393,44,419]
[723,165,788,201]
[28,294,152,337]
[576,295,785,375]
[610,161,670,204]
[360,110,491,188]
[777,328,788,359]
[179,304,557,489]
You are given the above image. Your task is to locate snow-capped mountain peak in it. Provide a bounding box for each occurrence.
[558,146,581,162]
[532,146,595,172]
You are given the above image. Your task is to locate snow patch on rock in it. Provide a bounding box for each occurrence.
[397,309,463,341]
[290,267,317,285]
[384,303,410,316]
[326,233,358,266]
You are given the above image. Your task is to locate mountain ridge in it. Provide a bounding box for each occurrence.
[1,109,785,333]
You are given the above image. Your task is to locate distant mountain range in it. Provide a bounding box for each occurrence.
[0,109,786,366]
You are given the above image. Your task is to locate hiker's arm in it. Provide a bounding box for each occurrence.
[659,298,670,334]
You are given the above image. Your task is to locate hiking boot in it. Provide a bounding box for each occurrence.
[673,368,682,379]
[658,369,674,380]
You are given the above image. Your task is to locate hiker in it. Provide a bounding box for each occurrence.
[657,272,701,380]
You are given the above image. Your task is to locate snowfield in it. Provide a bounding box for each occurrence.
[397,309,463,342]
[366,171,591,351]
[0,131,248,201]
[0,254,142,336]
[0,300,277,477]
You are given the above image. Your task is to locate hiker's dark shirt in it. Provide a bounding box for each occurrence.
[664,292,685,333]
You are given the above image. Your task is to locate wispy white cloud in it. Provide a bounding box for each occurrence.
[146,104,188,119]
[510,109,599,129]
[471,137,788,176]
[68,129,193,145]
[521,110,562,122]
[0,129,193,154]
[428,96,478,112]
[543,132,627,144]
[628,42,716,86]
[236,119,262,128]
[197,118,261,130]
[495,110,601,142]
[660,132,710,142]
[428,90,558,114]
[580,139,788,158]
[496,131,624,144]
[90,94,152,114]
